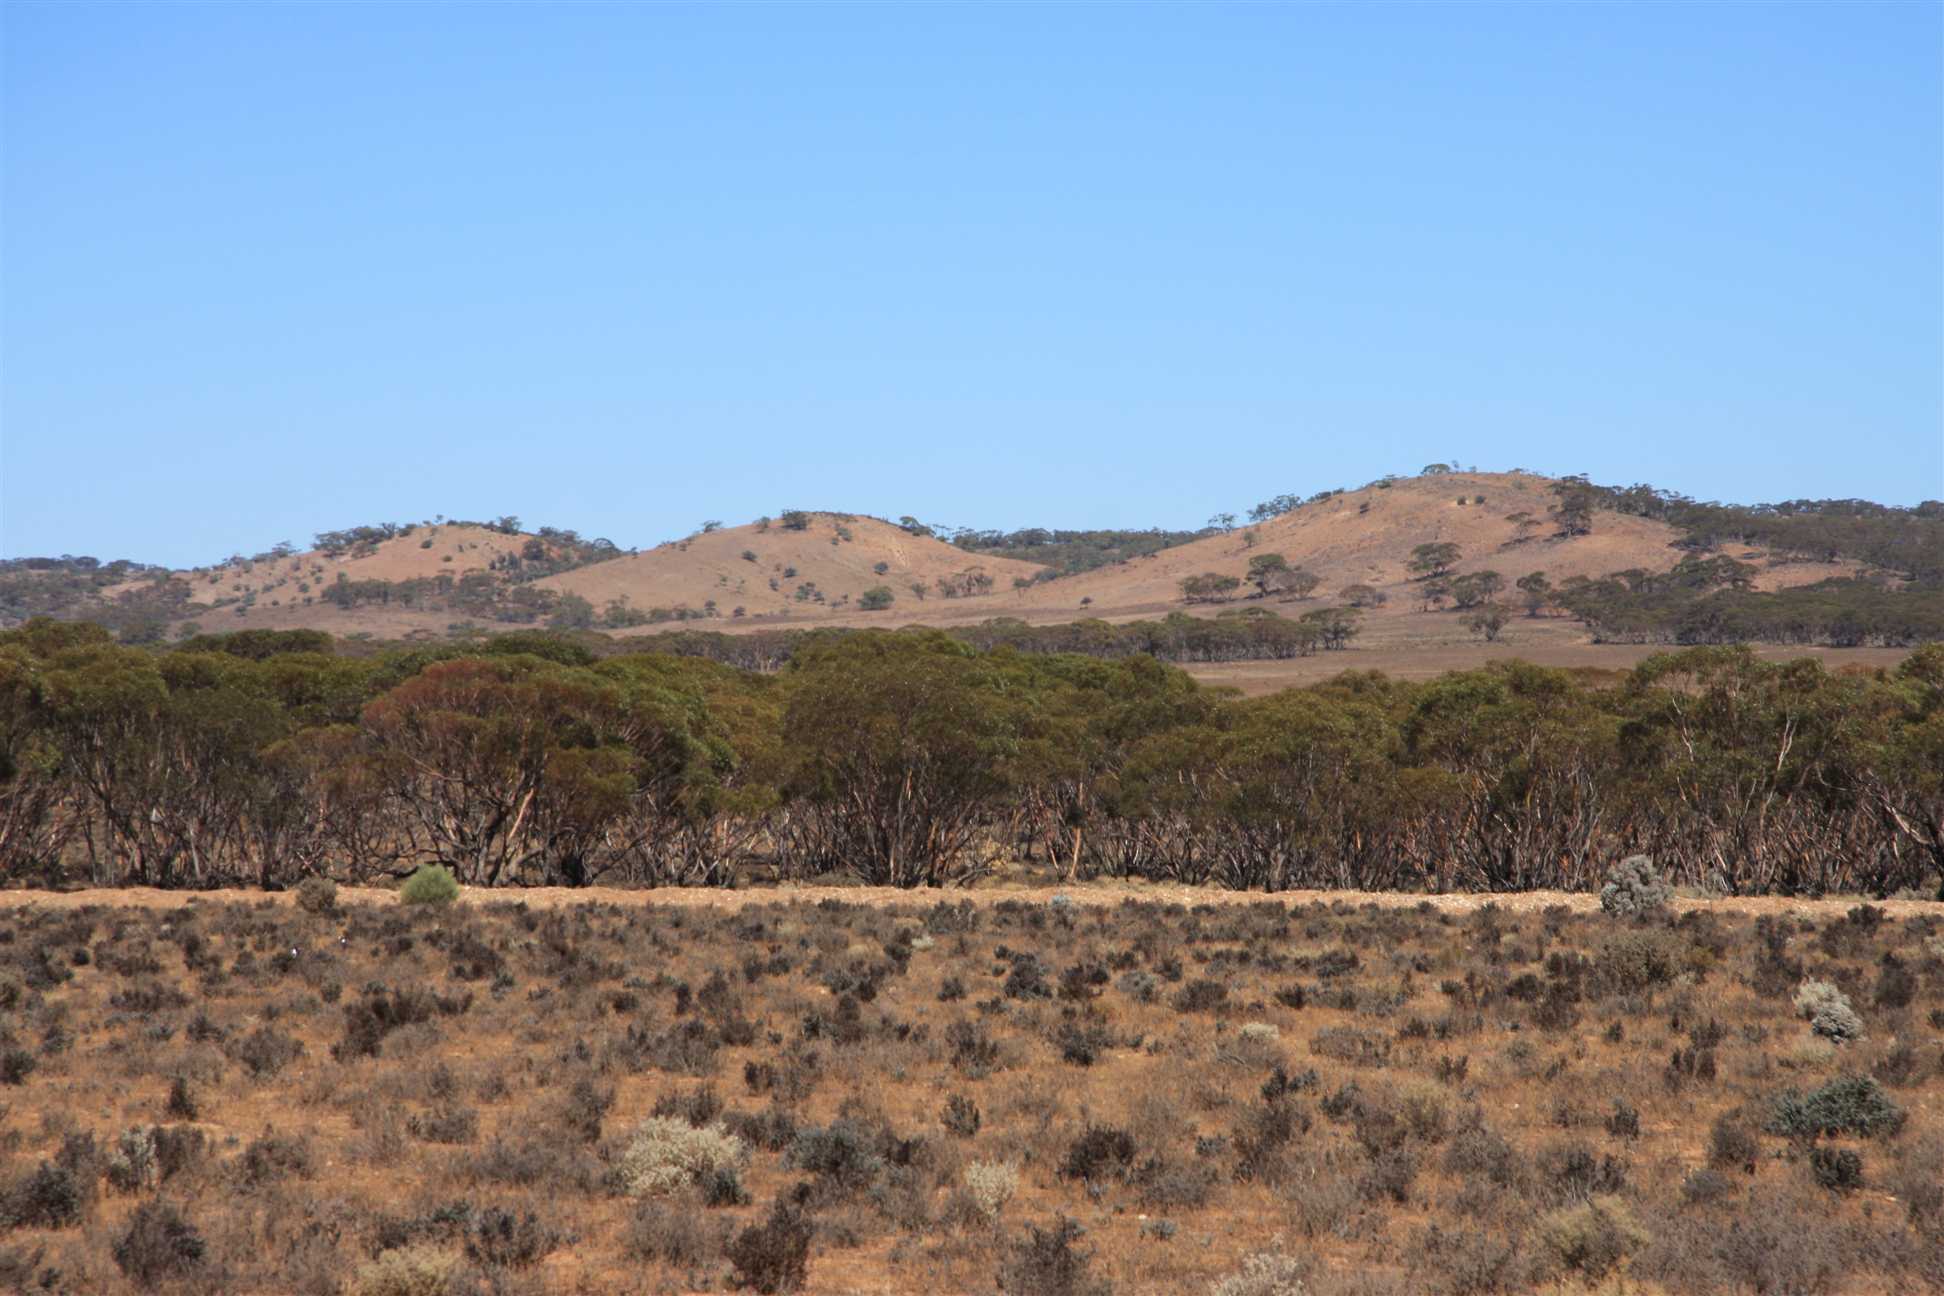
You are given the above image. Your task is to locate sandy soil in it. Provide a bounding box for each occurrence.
[4,879,1936,919]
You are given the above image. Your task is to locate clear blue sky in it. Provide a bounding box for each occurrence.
[4,2,1940,566]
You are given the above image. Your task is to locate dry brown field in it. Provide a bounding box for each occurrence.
[0,882,1938,1295]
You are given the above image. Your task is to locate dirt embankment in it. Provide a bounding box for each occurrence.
[3,881,1937,919]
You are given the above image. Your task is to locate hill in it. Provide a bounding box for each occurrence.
[5,471,1929,660]
[536,512,1051,621]
[999,470,1863,620]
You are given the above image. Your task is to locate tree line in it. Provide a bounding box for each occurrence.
[3,619,1939,898]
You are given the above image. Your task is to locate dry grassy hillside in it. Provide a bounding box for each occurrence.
[94,472,1866,643]
[120,525,535,615]
[538,513,1049,620]
[1004,471,1856,620]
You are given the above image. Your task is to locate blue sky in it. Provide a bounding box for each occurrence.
[4,2,1939,566]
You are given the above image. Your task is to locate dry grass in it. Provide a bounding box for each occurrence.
[136,471,1885,647]
[0,893,1938,1293]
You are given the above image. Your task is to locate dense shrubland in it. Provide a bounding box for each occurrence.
[0,894,1937,1293]
[3,619,1941,898]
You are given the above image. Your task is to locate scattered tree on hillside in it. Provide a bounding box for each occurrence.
[1298,605,1362,649]
[1450,570,1506,609]
[1463,604,1511,642]
[897,516,934,537]
[1180,573,1244,604]
[779,511,811,532]
[1248,494,1302,522]
[1504,511,1542,544]
[1516,572,1553,617]
[1246,554,1288,595]
[1208,512,1238,532]
[548,593,596,631]
[1408,542,1462,580]
[936,571,997,599]
[1550,482,1597,537]
[858,586,895,612]
[1340,584,1387,608]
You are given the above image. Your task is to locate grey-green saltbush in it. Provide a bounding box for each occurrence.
[1792,979,1863,1043]
[1599,855,1672,918]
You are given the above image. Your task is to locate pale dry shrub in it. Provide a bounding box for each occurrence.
[964,1160,1019,1220]
[618,1117,747,1196]
[1792,979,1863,1043]
[1210,1238,1308,1296]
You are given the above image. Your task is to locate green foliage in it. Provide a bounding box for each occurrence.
[858,586,895,611]
[1408,542,1461,579]
[1180,572,1243,604]
[399,865,460,906]
[954,526,1211,578]
[1,616,1941,900]
[1766,1075,1905,1140]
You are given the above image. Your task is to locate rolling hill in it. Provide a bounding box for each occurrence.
[536,512,1050,621]
[2,472,1897,662]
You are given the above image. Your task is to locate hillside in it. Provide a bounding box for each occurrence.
[999,470,1861,621]
[536,512,1051,620]
[147,523,542,604]
[3,471,1910,652]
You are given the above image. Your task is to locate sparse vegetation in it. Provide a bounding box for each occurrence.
[0,882,1930,1293]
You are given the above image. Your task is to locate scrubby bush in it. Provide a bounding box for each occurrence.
[1792,979,1863,1043]
[942,1092,982,1139]
[786,1121,884,1193]
[353,1245,460,1296]
[1594,929,1686,994]
[1708,1116,1759,1174]
[112,1200,205,1287]
[464,1205,560,1267]
[104,1126,158,1192]
[1766,1075,1905,1140]
[406,1107,478,1145]
[294,875,338,915]
[1599,855,1671,918]
[0,1048,37,1086]
[230,1024,305,1078]
[617,1118,747,1196]
[399,865,460,906]
[1809,1146,1863,1192]
[999,1216,1109,1296]
[725,1198,812,1294]
[1537,1195,1650,1276]
[1061,1126,1138,1183]
[1174,980,1229,1013]
[0,1164,83,1229]
[165,1076,198,1120]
